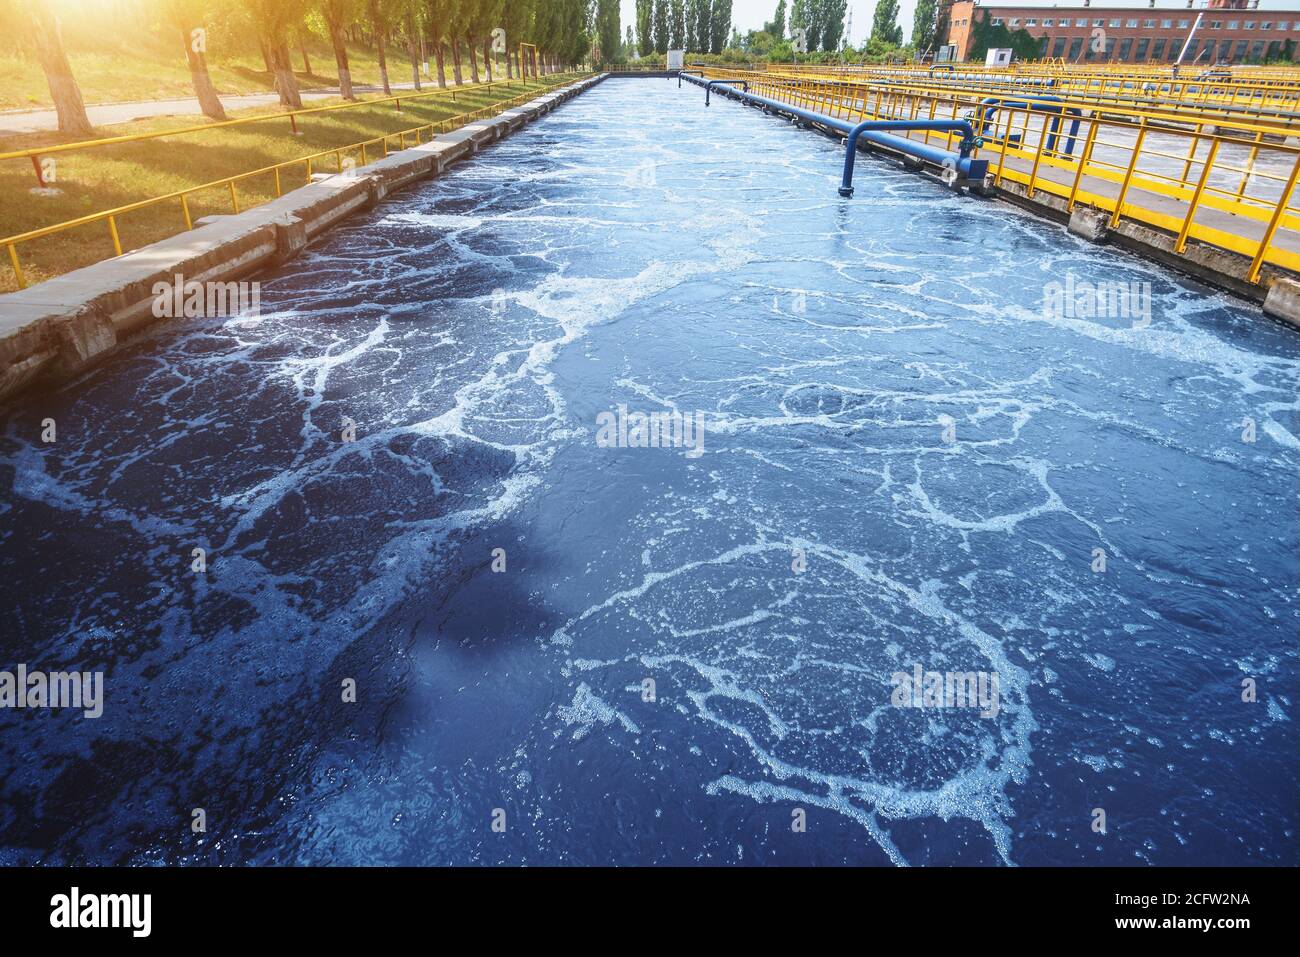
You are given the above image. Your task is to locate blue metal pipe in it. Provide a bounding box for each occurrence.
[705,79,748,106]
[980,95,1082,157]
[839,119,978,196]
[680,74,986,195]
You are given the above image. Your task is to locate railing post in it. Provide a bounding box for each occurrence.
[1175,137,1222,253]
[1248,150,1300,283]
[1027,109,1052,198]
[107,215,122,256]
[1109,118,1148,228]
[1067,120,1100,212]
[7,243,26,289]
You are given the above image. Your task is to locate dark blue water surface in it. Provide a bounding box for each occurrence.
[1,79,1297,866]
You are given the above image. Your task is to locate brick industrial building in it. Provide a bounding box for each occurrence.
[942,1,1300,64]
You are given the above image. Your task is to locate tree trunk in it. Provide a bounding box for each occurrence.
[28,8,92,137]
[328,20,355,99]
[483,36,493,82]
[451,37,463,85]
[467,35,479,83]
[368,0,390,95]
[272,40,303,108]
[406,29,422,91]
[301,43,311,75]
[505,44,513,79]
[180,25,226,121]
[259,36,273,72]
[434,39,447,88]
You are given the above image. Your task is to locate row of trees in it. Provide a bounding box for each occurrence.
[18,0,594,137]
[730,1,908,59]
[631,1,732,57]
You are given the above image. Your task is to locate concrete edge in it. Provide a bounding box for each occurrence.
[0,74,608,405]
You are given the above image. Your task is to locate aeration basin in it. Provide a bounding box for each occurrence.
[0,76,1296,868]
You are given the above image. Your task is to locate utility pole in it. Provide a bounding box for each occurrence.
[1174,12,1204,70]
[843,5,853,64]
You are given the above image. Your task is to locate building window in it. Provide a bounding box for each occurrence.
[1109,19,1121,28]
[1277,22,1288,31]
[1093,20,1104,28]
[1244,22,1255,31]
[1252,40,1266,56]
[1026,19,1037,27]
[1120,37,1134,59]
[991,17,1003,26]
[1161,20,1172,29]
[1136,38,1150,60]
[1068,36,1084,60]
[1179,20,1189,29]
[1209,21,1222,30]
[1076,19,1087,27]
[1235,40,1248,57]
[1009,18,1020,27]
[1126,20,1138,28]
[1227,21,1238,30]
[1153,38,1167,59]
[1262,22,1272,31]
[1143,20,1155,29]
[1052,36,1067,57]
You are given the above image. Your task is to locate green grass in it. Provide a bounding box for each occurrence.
[0,75,582,292]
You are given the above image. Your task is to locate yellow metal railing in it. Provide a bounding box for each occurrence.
[700,67,1300,282]
[2,75,588,290]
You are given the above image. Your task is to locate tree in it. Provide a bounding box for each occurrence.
[244,0,308,108]
[966,12,1039,62]
[470,0,503,82]
[595,0,620,63]
[709,0,731,54]
[366,0,393,95]
[912,0,937,53]
[164,0,227,121]
[821,0,847,51]
[501,0,535,78]
[25,3,92,136]
[403,2,423,90]
[425,0,454,87]
[870,0,903,47]
[764,1,787,38]
[636,0,654,56]
[320,0,357,100]
[790,0,815,51]
[691,0,710,54]
[652,0,668,55]
[669,0,685,50]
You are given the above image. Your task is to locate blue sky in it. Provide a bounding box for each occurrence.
[618,1,1300,48]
